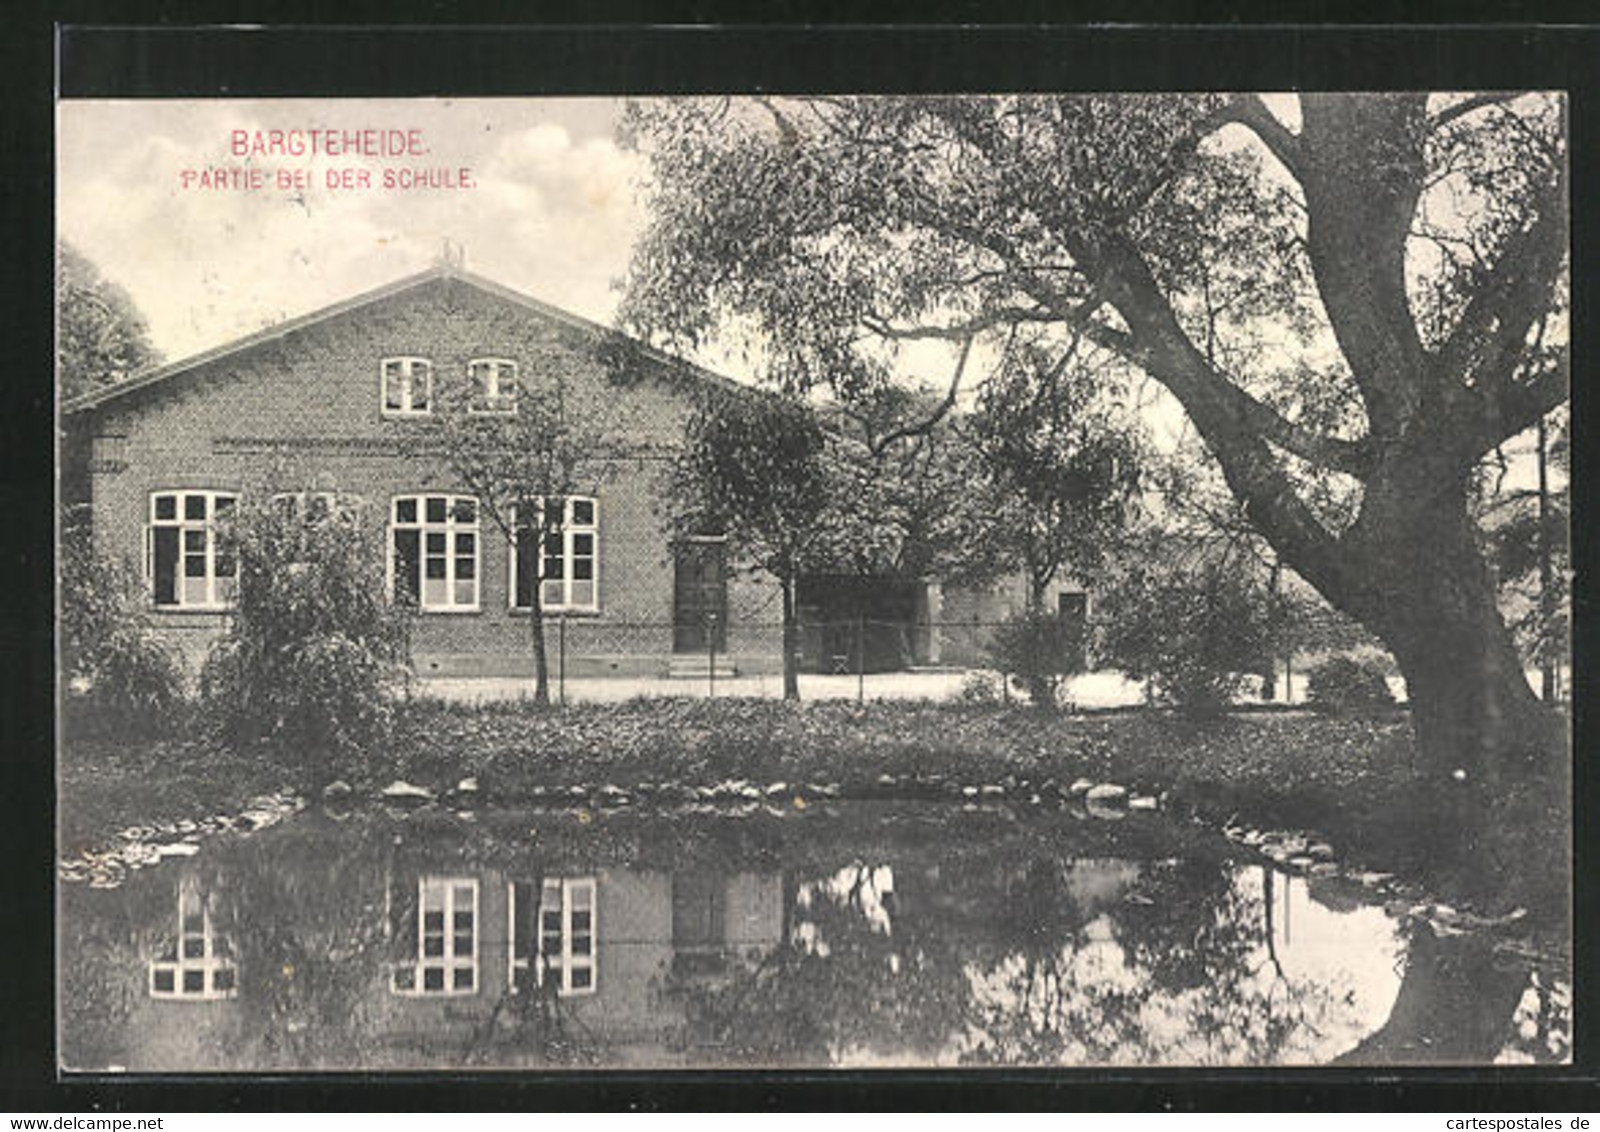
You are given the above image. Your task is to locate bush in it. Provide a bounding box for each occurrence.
[1305,655,1395,715]
[59,505,187,735]
[988,607,1086,710]
[199,494,412,785]
[958,669,1003,704]
[1099,554,1278,718]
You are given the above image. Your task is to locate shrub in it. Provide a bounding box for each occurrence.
[1099,555,1278,718]
[1305,655,1395,715]
[988,607,1086,710]
[199,493,412,785]
[59,505,187,735]
[958,669,1003,704]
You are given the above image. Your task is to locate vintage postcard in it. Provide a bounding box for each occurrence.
[56,88,1571,1072]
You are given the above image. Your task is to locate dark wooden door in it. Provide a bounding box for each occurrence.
[674,540,728,653]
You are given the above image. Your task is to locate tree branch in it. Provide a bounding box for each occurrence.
[1428,93,1524,132]
[864,333,975,455]
[1205,94,1305,178]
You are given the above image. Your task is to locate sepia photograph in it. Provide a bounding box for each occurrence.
[54,82,1571,1073]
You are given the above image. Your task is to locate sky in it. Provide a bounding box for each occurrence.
[58,98,644,361]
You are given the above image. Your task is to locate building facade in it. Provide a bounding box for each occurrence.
[63,265,808,679]
[63,263,1078,682]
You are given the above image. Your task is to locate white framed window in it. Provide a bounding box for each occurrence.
[509,497,598,612]
[468,357,519,415]
[392,876,479,996]
[147,490,238,609]
[510,877,596,996]
[381,356,433,416]
[390,494,479,611]
[149,880,237,1001]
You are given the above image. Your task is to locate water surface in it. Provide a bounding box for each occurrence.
[58,800,1569,1070]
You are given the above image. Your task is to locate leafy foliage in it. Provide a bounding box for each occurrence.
[669,391,860,698]
[1098,541,1281,717]
[57,241,161,402]
[199,493,411,783]
[410,346,636,705]
[618,92,1569,777]
[59,505,187,734]
[963,340,1144,600]
[1305,656,1397,715]
[988,607,1086,710]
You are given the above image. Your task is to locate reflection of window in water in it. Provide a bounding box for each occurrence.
[510,878,596,996]
[391,877,478,996]
[149,879,236,1000]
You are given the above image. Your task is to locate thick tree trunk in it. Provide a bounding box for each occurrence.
[780,576,800,701]
[1330,473,1555,789]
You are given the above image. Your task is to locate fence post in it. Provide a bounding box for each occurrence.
[856,615,865,705]
[558,614,567,708]
[708,610,717,700]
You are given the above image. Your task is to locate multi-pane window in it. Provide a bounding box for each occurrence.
[468,358,519,414]
[390,495,479,611]
[510,497,598,612]
[148,490,238,609]
[149,880,237,1000]
[392,876,478,996]
[510,877,596,996]
[381,356,433,416]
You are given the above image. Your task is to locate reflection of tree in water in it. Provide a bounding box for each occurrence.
[962,861,1360,1065]
[59,884,146,1070]
[671,861,974,1065]
[1336,922,1564,1065]
[212,837,391,1068]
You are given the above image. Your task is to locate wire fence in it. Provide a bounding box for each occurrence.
[485,613,1097,706]
[425,607,1410,707]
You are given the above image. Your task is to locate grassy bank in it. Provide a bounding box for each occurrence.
[60,696,1569,931]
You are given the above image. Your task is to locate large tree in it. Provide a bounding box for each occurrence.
[57,241,161,402]
[619,93,1568,789]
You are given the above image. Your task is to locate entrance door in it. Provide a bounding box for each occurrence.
[673,540,728,653]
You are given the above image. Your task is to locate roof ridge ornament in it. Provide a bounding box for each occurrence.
[434,238,466,271]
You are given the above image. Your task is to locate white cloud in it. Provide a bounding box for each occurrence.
[58,99,644,362]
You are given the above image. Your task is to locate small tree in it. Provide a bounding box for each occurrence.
[989,606,1087,710]
[669,391,850,700]
[414,351,631,706]
[1098,537,1280,718]
[59,504,187,734]
[963,341,1144,609]
[199,492,411,784]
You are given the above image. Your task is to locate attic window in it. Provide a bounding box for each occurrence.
[382,357,433,416]
[468,358,518,414]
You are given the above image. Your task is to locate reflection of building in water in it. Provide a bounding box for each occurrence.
[97,860,786,1069]
[148,874,237,1000]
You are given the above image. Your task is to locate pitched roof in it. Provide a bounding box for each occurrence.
[61,263,747,415]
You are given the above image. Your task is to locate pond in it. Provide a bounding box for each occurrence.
[58,798,1570,1071]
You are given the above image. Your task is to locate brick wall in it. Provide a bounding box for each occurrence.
[76,273,785,678]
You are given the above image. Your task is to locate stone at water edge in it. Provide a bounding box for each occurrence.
[1085,783,1128,804]
[1085,799,1128,821]
[380,780,435,804]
